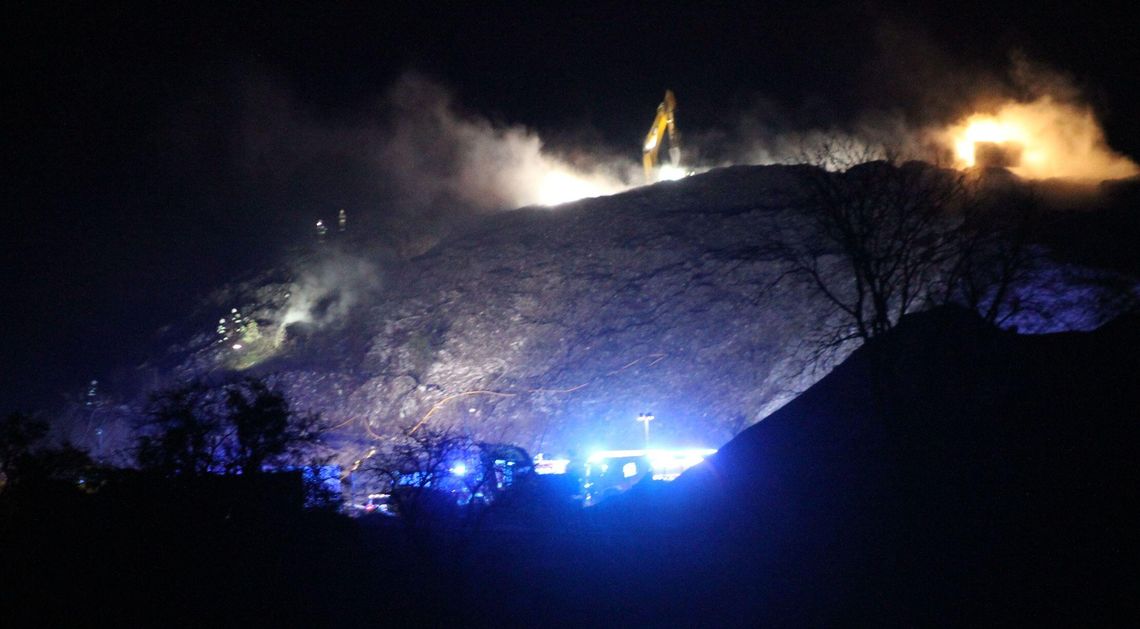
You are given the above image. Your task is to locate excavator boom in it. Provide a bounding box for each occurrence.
[643,90,680,179]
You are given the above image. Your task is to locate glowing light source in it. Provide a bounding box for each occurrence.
[450,463,468,477]
[536,168,616,206]
[953,118,1027,168]
[582,448,717,505]
[533,456,569,475]
[941,97,1139,180]
[586,448,717,478]
[647,448,716,480]
[654,164,688,182]
[636,412,655,447]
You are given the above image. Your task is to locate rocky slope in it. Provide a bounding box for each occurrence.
[117,165,1137,466]
[270,165,833,458]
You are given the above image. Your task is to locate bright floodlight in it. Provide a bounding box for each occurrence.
[537,169,612,206]
[655,164,688,182]
[450,463,467,477]
[533,457,569,475]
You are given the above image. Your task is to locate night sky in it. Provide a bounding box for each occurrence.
[4,1,1138,412]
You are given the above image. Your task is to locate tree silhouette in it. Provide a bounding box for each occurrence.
[225,378,325,475]
[1,411,93,492]
[1,412,51,490]
[937,180,1040,326]
[785,149,968,345]
[134,382,220,476]
[363,427,483,528]
[134,378,327,477]
[761,139,1037,360]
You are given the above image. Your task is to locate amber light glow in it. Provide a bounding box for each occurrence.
[942,97,1138,180]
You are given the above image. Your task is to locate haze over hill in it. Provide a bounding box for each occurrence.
[65,162,1139,468]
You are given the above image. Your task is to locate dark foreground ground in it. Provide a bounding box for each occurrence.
[3,307,1138,626]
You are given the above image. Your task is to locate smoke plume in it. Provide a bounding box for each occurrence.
[236,56,1134,262]
[239,71,634,234]
[933,55,1139,180]
[279,252,382,332]
[704,49,1138,182]
[377,75,634,209]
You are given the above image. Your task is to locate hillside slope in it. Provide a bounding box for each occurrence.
[105,165,1137,463]
[158,165,842,457]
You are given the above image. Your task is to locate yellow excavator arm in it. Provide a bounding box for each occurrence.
[643,89,680,179]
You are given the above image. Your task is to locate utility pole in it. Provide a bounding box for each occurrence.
[637,412,655,448]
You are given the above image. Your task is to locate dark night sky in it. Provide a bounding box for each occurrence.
[3,1,1138,412]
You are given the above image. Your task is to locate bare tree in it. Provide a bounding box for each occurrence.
[223,378,326,475]
[134,382,219,476]
[1,411,94,492]
[937,180,1041,326]
[767,139,1040,360]
[362,427,488,528]
[0,412,50,487]
[134,377,327,477]
[360,427,490,616]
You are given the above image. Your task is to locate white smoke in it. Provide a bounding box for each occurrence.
[681,94,927,172]
[239,72,634,223]
[932,55,1139,180]
[279,253,381,332]
[237,59,1134,245]
[706,53,1137,181]
[375,74,633,209]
